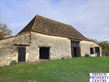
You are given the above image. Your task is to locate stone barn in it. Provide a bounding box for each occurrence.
[0,15,102,66]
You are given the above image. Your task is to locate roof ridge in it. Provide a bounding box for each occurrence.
[36,15,86,38]
[36,15,72,27]
[17,16,36,34]
[41,15,86,39]
[31,15,37,30]
[18,14,87,40]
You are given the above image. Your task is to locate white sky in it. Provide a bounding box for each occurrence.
[0,0,109,41]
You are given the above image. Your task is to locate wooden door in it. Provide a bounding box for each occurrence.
[18,47,26,62]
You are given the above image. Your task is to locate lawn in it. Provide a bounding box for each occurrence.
[0,57,109,82]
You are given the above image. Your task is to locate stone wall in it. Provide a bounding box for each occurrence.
[0,31,102,66]
[27,32,71,62]
[0,32,71,66]
[0,33,30,66]
[80,40,102,56]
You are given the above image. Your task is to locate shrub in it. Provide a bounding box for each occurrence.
[99,41,109,56]
[10,60,18,65]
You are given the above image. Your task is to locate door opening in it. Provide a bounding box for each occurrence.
[39,47,50,59]
[18,47,26,62]
[90,48,94,54]
[74,47,78,57]
[71,41,80,57]
[95,47,100,56]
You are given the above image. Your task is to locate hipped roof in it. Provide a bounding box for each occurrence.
[18,15,87,40]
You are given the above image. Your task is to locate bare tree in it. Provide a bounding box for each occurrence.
[0,23,12,40]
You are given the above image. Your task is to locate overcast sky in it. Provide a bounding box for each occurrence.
[0,0,109,41]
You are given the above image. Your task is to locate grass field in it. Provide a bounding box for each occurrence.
[0,57,109,82]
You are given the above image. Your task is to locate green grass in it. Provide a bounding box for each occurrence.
[0,57,109,82]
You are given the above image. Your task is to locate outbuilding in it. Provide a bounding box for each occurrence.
[0,15,102,66]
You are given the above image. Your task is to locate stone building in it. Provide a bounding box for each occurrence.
[0,15,102,66]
